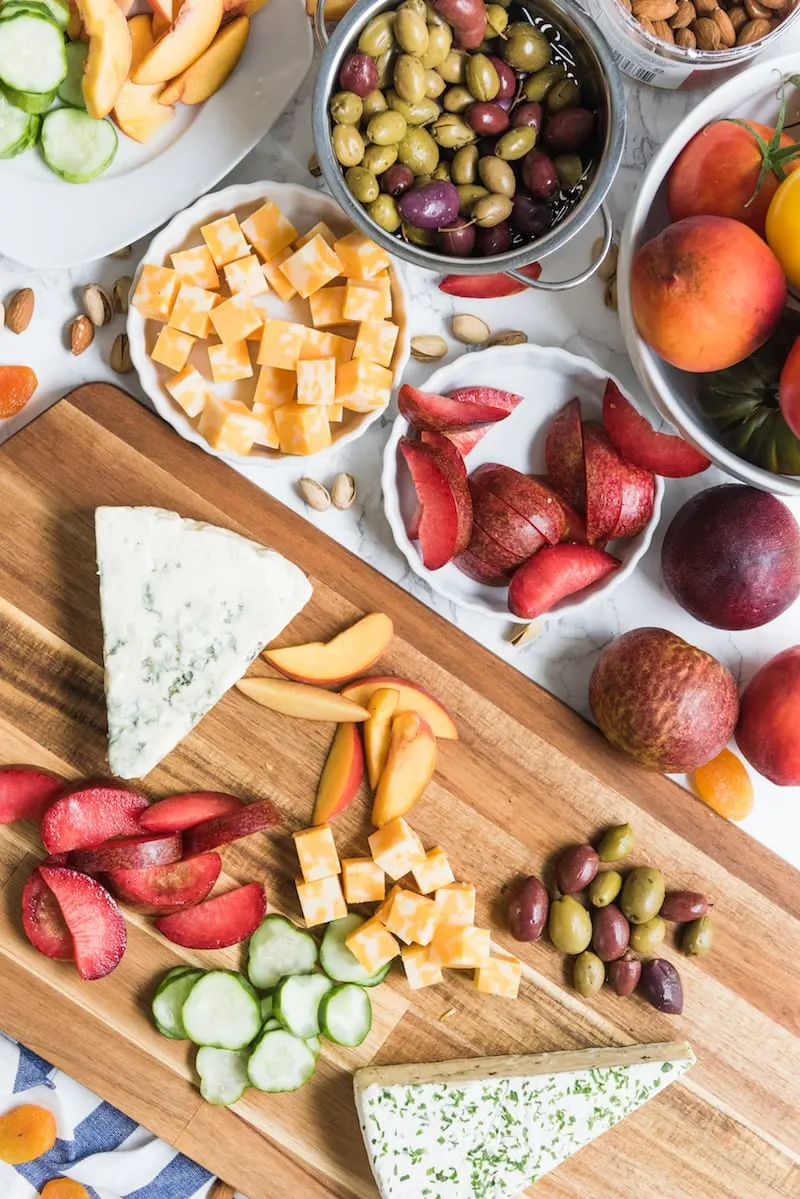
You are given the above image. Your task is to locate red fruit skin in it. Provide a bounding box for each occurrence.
[398,384,514,431]
[509,543,621,618]
[182,799,281,858]
[602,379,711,477]
[454,547,510,584]
[106,853,222,914]
[779,335,800,439]
[583,423,623,545]
[736,646,800,785]
[38,865,127,980]
[469,480,545,563]
[21,867,73,960]
[470,463,566,545]
[553,492,588,543]
[139,791,242,834]
[439,262,542,298]
[406,502,423,541]
[440,425,492,457]
[545,398,585,510]
[155,882,267,949]
[447,387,522,416]
[419,431,473,556]
[398,437,463,569]
[613,461,656,539]
[461,521,525,579]
[41,784,149,854]
[0,767,63,825]
[68,833,183,874]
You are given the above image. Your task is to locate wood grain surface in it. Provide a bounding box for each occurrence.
[0,384,797,1199]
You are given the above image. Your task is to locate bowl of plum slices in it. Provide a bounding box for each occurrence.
[382,342,678,622]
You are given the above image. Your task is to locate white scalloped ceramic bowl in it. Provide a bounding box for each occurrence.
[128,181,410,468]
[382,344,664,623]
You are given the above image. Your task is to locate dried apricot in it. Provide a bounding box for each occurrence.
[40,1182,91,1199]
[0,1103,57,1164]
[0,365,38,418]
[693,749,754,822]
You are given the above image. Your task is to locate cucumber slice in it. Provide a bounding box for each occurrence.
[262,1017,281,1032]
[2,85,54,113]
[182,970,261,1050]
[247,1029,317,1093]
[41,106,117,183]
[320,915,392,987]
[152,967,204,1040]
[57,41,87,109]
[196,1047,250,1106]
[306,1034,321,1058]
[274,973,334,1040]
[259,993,274,1022]
[0,0,63,26]
[319,983,372,1048]
[0,88,36,156]
[0,15,67,94]
[248,914,318,991]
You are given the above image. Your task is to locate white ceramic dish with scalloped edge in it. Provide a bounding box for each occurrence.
[382,344,664,623]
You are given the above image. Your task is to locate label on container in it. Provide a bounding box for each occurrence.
[587,1,695,89]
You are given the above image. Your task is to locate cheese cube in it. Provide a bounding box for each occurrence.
[354,319,399,369]
[402,944,444,991]
[274,403,332,456]
[246,312,266,343]
[242,201,298,261]
[430,924,491,969]
[198,396,262,455]
[295,221,337,250]
[296,358,336,407]
[309,286,351,329]
[279,235,343,299]
[223,254,270,297]
[201,213,250,267]
[475,953,522,999]
[369,273,393,319]
[300,328,354,365]
[345,915,400,974]
[168,284,219,338]
[170,245,220,290]
[251,410,279,449]
[342,858,385,904]
[164,364,208,418]
[261,248,297,301]
[334,359,392,413]
[412,848,455,895]
[334,231,391,280]
[252,365,296,408]
[368,817,426,881]
[257,319,306,370]
[207,339,253,384]
[375,882,403,925]
[434,883,476,928]
[293,824,340,883]
[327,404,343,423]
[343,279,391,323]
[296,873,347,927]
[383,889,438,947]
[132,264,179,321]
[151,326,195,372]
[209,291,263,345]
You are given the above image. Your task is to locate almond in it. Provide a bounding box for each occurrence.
[758,0,789,9]
[6,288,34,334]
[744,0,771,17]
[652,17,676,37]
[692,15,722,45]
[633,0,678,18]
[675,24,697,43]
[109,332,132,374]
[736,14,772,37]
[727,4,748,29]
[70,315,94,356]
[694,0,719,13]
[670,1,696,26]
[712,6,737,42]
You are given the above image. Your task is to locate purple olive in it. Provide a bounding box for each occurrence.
[382,163,415,197]
[608,952,641,997]
[489,55,516,101]
[510,193,551,236]
[556,844,599,893]
[640,958,684,1015]
[522,149,558,198]
[495,95,513,112]
[398,180,460,229]
[339,52,379,98]
[511,101,544,134]
[591,903,630,962]
[545,107,595,154]
[475,221,511,255]
[508,876,549,941]
[437,220,476,256]
[466,102,510,136]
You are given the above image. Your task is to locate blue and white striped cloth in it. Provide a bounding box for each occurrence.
[0,1033,234,1199]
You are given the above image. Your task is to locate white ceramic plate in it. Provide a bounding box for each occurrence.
[382,344,664,623]
[128,180,410,467]
[0,0,313,269]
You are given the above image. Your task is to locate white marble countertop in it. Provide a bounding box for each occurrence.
[2,25,799,869]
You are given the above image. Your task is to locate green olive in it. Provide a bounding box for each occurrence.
[401,218,437,246]
[466,52,499,102]
[555,153,584,189]
[397,126,440,173]
[362,89,389,120]
[332,123,365,168]
[345,165,380,204]
[443,85,474,113]
[683,916,714,957]
[502,27,551,72]
[437,48,468,83]
[424,68,446,98]
[425,0,446,21]
[420,21,452,68]
[523,63,566,102]
[620,867,666,926]
[367,193,401,232]
[495,125,537,160]
[548,77,581,112]
[374,48,397,89]
[588,870,623,908]
[358,12,395,57]
[629,916,666,956]
[473,193,513,227]
[394,53,427,103]
[549,895,592,955]
[597,823,635,863]
[367,109,408,145]
[329,90,363,125]
[413,172,433,185]
[432,161,451,181]
[451,143,479,184]
[362,142,398,175]
[395,7,429,56]
[573,950,605,997]
[401,0,427,14]
[485,3,508,35]
[456,183,489,215]
[477,155,516,197]
[387,91,440,125]
[431,112,476,149]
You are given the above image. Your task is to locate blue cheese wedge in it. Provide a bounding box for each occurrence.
[95,507,312,779]
[354,1041,694,1199]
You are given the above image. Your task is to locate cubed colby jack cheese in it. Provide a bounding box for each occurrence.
[95,507,312,779]
[294,824,340,883]
[354,1042,696,1199]
[296,873,347,926]
[342,858,385,904]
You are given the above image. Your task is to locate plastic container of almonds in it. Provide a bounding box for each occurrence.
[584,0,800,88]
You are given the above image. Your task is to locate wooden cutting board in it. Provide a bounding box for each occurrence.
[0,384,798,1199]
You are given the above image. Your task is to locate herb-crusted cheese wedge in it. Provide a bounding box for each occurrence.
[354,1041,695,1199]
[95,507,312,779]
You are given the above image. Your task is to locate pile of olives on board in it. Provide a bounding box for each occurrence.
[328,0,596,257]
[507,822,714,1016]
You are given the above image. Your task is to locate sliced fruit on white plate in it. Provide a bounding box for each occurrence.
[132,0,223,86]
[76,0,132,118]
[159,13,249,106]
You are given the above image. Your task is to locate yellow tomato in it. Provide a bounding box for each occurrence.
[766,170,800,289]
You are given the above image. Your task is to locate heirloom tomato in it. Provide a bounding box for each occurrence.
[766,169,800,290]
[779,333,800,439]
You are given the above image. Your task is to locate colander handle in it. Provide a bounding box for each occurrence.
[506,202,613,292]
[313,0,332,49]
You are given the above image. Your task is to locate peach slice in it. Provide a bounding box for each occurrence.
[235,677,370,722]
[76,0,133,119]
[264,612,393,686]
[151,9,170,36]
[313,722,364,824]
[66,0,83,40]
[372,712,437,827]
[341,676,458,741]
[127,11,155,64]
[158,13,248,105]
[364,686,400,789]
[113,14,174,141]
[148,0,173,20]
[133,0,223,86]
